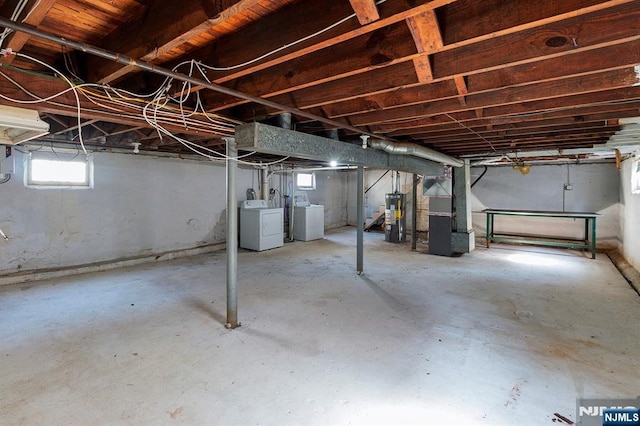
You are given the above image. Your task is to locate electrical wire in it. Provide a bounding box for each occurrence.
[192,0,388,72]
[444,112,505,159]
[0,51,289,165]
[13,51,88,154]
[0,0,29,49]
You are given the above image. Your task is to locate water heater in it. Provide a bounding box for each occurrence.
[385,193,406,243]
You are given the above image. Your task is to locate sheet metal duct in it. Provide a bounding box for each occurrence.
[369,139,464,168]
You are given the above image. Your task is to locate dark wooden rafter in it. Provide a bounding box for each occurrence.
[322,39,640,118]
[406,9,442,82]
[0,67,232,138]
[0,0,56,65]
[86,0,265,84]
[0,0,638,158]
[217,1,640,119]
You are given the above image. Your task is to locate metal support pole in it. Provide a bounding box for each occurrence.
[357,165,364,274]
[0,17,405,143]
[225,138,239,329]
[412,173,418,251]
[290,171,295,241]
[260,167,269,201]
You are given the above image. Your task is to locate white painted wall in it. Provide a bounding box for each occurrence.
[346,169,416,229]
[0,150,254,274]
[471,163,620,249]
[619,157,640,270]
[310,170,350,229]
[0,151,353,275]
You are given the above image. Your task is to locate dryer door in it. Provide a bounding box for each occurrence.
[261,210,283,237]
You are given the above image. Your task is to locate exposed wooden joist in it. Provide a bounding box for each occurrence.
[453,76,468,106]
[412,55,433,83]
[87,0,263,84]
[406,9,442,54]
[52,119,100,136]
[410,122,620,144]
[199,22,419,110]
[201,0,637,115]
[0,68,231,138]
[323,39,640,118]
[405,9,441,84]
[0,0,57,65]
[341,68,640,126]
[390,108,640,137]
[211,0,639,120]
[150,0,457,95]
[349,0,380,25]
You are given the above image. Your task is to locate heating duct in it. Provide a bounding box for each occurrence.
[369,139,464,168]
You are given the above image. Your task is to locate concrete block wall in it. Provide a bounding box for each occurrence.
[619,157,640,271]
[347,169,423,232]
[470,162,621,249]
[0,151,351,276]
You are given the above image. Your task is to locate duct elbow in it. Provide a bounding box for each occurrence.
[369,139,463,168]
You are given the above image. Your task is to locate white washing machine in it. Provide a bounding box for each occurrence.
[240,200,284,251]
[293,193,325,241]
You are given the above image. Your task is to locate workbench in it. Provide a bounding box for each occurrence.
[483,209,599,259]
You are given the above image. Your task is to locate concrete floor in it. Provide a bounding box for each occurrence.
[1,227,639,425]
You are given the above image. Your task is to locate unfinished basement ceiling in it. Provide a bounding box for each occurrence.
[0,0,639,162]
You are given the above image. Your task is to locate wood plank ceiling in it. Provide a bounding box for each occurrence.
[0,0,638,163]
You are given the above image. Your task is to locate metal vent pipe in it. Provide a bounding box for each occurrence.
[369,139,464,168]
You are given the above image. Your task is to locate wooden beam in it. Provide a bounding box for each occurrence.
[0,0,56,65]
[405,9,441,85]
[412,55,434,83]
[373,102,640,134]
[192,0,636,115]
[208,0,628,90]
[87,0,262,84]
[0,68,232,137]
[222,4,640,119]
[453,75,468,106]
[52,119,100,136]
[430,2,640,80]
[390,108,640,137]
[197,22,418,110]
[349,0,380,25]
[323,40,640,118]
[406,9,443,54]
[436,0,634,50]
[149,0,456,92]
[339,67,640,126]
[409,122,620,143]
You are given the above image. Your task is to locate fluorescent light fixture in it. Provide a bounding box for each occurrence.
[0,105,50,145]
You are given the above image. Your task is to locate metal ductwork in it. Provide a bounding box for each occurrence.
[369,139,464,168]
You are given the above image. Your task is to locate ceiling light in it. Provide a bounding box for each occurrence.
[0,105,49,145]
[330,160,338,167]
[512,164,531,175]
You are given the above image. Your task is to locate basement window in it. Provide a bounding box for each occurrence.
[296,172,316,190]
[26,151,93,188]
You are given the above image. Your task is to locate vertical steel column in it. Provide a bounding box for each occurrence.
[591,217,597,259]
[225,138,239,329]
[290,171,296,241]
[412,174,418,251]
[357,166,364,274]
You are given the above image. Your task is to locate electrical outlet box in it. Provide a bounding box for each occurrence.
[564,183,573,191]
[0,145,14,175]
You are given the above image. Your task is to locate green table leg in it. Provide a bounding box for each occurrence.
[591,217,597,259]
[486,213,490,248]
